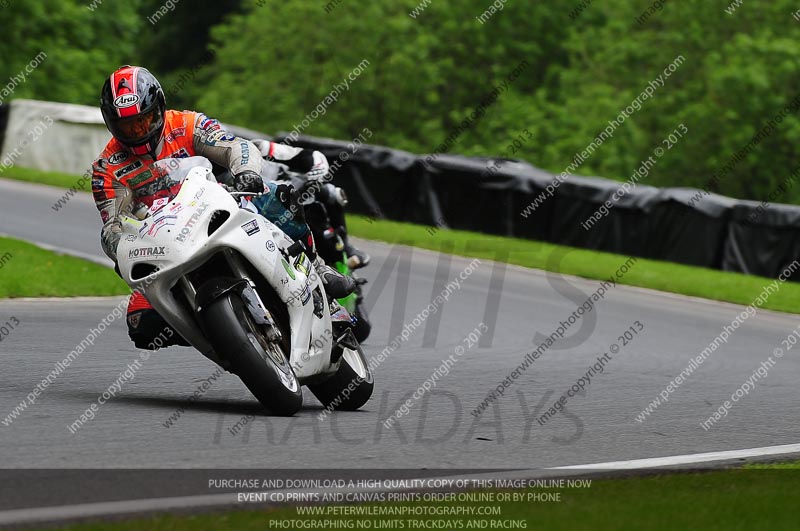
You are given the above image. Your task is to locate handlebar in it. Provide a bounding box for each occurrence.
[228,191,267,198]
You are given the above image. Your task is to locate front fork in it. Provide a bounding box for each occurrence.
[185,250,283,343]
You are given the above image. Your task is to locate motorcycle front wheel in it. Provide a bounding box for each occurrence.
[199,281,302,416]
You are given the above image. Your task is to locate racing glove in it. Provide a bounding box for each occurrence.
[305,151,330,181]
[233,170,264,194]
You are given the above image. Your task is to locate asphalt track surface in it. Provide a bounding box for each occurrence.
[1,178,799,525]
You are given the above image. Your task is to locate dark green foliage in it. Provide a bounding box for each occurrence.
[0,0,141,106]
[2,0,799,203]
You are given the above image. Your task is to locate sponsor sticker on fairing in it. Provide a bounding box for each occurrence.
[128,246,167,260]
[176,203,209,243]
[281,257,296,280]
[293,253,310,277]
[148,197,169,215]
[146,214,178,237]
[241,220,260,236]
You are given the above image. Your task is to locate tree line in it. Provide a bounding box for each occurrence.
[1,0,798,204]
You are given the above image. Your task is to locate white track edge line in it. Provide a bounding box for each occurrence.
[550,442,800,470]
[3,445,800,526]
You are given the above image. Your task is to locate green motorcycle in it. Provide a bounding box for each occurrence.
[304,193,372,343]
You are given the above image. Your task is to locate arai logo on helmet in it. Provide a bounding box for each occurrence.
[108,151,129,165]
[113,93,140,108]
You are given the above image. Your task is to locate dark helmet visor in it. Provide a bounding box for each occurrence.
[108,106,164,147]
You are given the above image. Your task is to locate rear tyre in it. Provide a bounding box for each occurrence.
[309,337,374,411]
[200,284,302,416]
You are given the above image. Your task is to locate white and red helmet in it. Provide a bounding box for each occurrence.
[100,66,166,156]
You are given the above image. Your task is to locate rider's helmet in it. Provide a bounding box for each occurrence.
[100,66,166,156]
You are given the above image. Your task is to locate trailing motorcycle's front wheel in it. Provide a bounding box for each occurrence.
[352,293,372,343]
[199,282,302,416]
[338,277,371,343]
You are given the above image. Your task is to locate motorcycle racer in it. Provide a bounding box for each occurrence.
[92,65,354,349]
[251,139,370,269]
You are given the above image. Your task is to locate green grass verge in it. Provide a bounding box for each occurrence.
[746,459,800,469]
[3,168,799,312]
[0,166,87,189]
[0,237,128,298]
[348,215,800,314]
[45,468,800,531]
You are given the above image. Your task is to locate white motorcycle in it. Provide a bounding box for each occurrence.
[115,156,373,416]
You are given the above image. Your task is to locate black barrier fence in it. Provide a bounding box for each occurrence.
[276,133,799,281]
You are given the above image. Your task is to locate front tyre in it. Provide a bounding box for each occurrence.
[309,337,374,411]
[200,288,302,416]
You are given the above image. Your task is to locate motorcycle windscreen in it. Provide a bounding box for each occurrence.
[128,156,214,218]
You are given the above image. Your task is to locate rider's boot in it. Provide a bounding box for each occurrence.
[293,231,356,300]
[325,196,370,269]
[315,256,356,299]
[343,236,370,270]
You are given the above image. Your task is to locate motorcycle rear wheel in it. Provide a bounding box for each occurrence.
[308,335,374,411]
